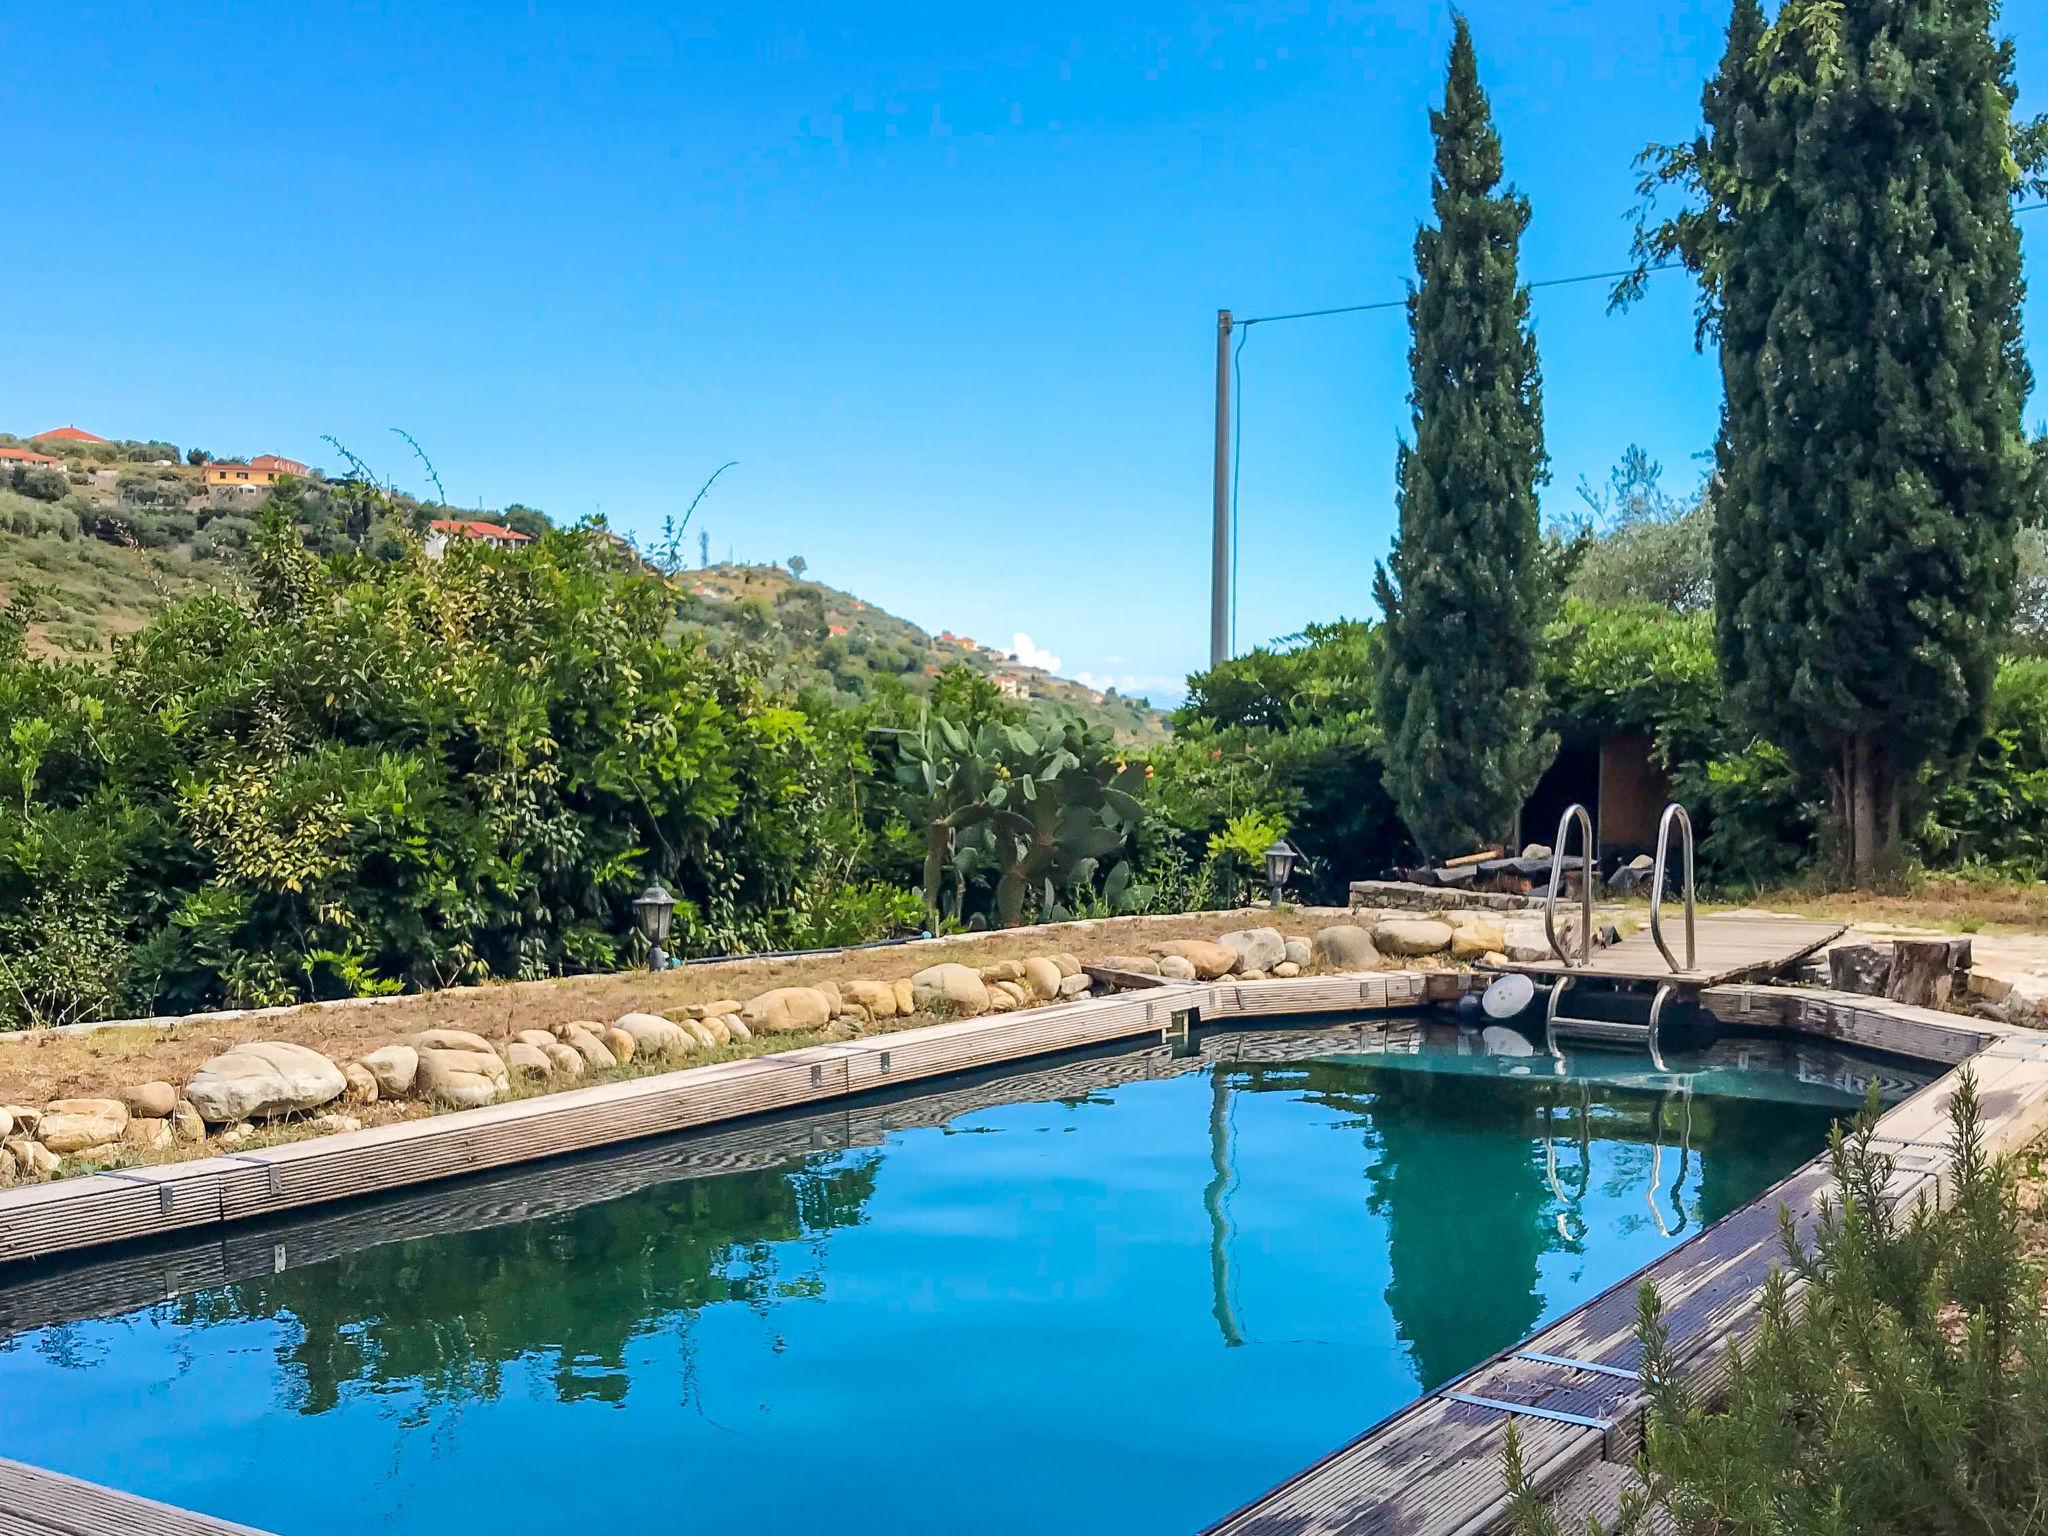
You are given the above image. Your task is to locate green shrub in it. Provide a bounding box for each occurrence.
[1922,656,2048,878]
[0,502,872,1024]
[10,466,68,503]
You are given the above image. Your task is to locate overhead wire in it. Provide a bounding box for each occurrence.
[1224,197,2048,646]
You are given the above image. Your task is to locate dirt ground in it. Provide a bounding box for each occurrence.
[0,906,1381,1108]
[1712,878,2048,935]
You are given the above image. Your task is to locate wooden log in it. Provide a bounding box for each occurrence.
[1441,845,1505,869]
[1828,941,1892,997]
[1887,938,1956,1010]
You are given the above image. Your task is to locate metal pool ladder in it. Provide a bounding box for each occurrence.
[1541,801,1699,1070]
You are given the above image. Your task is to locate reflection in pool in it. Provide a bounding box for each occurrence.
[0,1020,1930,1535]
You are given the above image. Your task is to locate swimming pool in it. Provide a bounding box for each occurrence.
[0,1017,1930,1535]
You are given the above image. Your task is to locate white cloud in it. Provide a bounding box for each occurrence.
[1074,671,1189,707]
[1008,631,1062,673]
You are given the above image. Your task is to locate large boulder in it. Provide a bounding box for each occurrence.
[1052,953,1083,978]
[37,1098,130,1154]
[505,1042,555,1081]
[1020,957,1064,1000]
[122,1081,178,1120]
[1151,939,1239,980]
[1503,918,1570,963]
[7,1138,59,1178]
[1370,917,1455,957]
[414,1043,508,1108]
[171,1100,206,1143]
[409,1028,495,1052]
[841,978,900,1019]
[359,1045,420,1098]
[1218,927,1288,974]
[910,963,991,1017]
[341,1062,380,1106]
[187,1042,348,1124]
[1157,955,1198,981]
[677,1016,720,1049]
[1283,937,1312,968]
[892,979,917,1016]
[1097,954,1161,976]
[612,1012,695,1057]
[743,987,833,1035]
[1448,917,1508,961]
[122,1117,172,1152]
[542,1041,586,1078]
[1311,925,1381,970]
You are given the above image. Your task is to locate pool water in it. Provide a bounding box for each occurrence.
[0,1020,1929,1535]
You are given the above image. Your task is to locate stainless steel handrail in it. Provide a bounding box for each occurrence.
[1649,802,1697,973]
[1543,804,1593,967]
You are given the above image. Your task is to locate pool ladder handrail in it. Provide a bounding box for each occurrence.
[1648,802,1697,974]
[1542,804,1594,968]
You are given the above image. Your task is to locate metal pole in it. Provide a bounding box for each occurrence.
[1210,308,1233,669]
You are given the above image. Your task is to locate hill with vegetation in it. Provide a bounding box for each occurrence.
[672,563,1165,740]
[0,430,1166,742]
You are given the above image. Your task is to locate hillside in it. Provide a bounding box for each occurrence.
[674,564,1168,740]
[1,434,1169,740]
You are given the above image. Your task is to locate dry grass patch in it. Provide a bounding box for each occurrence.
[1705,877,2048,935]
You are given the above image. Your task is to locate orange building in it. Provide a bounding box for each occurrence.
[0,446,63,468]
[204,454,309,489]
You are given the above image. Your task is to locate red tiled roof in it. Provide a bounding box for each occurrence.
[430,518,532,542]
[0,446,61,466]
[31,426,107,444]
[249,454,307,473]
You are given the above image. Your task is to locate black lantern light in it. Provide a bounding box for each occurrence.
[1263,838,1299,909]
[632,881,677,970]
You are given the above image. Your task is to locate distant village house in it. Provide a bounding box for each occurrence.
[426,518,532,558]
[30,425,108,445]
[0,446,63,468]
[204,454,309,490]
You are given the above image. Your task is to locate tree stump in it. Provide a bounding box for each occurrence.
[1886,938,1956,1010]
[1828,942,1892,998]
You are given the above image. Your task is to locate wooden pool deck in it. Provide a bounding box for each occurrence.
[1489,914,1846,990]
[0,1457,273,1536]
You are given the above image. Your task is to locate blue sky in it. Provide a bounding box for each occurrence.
[5,2,2045,704]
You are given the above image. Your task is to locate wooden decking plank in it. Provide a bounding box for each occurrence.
[0,1459,273,1536]
[1499,917,1844,988]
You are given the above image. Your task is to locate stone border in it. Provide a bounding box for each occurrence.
[0,970,1430,1267]
[1350,878,1548,912]
[10,908,1363,1040]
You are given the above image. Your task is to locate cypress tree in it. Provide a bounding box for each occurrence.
[1637,0,2042,877]
[1374,17,1552,859]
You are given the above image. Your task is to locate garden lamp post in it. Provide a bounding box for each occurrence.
[1263,839,1299,909]
[632,881,676,970]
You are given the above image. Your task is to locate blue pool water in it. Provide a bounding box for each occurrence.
[0,1020,1928,1534]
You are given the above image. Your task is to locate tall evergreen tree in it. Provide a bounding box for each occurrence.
[1633,0,2044,877]
[1373,17,1552,859]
